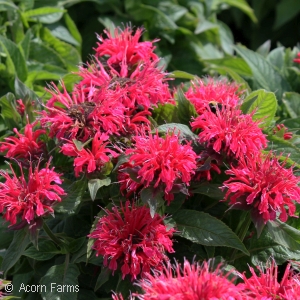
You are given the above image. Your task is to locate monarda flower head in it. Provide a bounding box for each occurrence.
[223,152,300,223]
[61,131,119,177]
[88,201,175,281]
[136,259,244,300]
[238,259,300,299]
[95,27,159,71]
[0,160,65,226]
[0,122,46,164]
[185,77,241,115]
[119,131,198,203]
[191,106,267,160]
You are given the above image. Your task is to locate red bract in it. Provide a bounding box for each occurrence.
[0,123,46,162]
[137,259,244,300]
[16,99,26,116]
[238,260,300,299]
[88,202,175,281]
[61,132,118,177]
[0,161,65,226]
[95,27,158,69]
[223,152,300,223]
[185,78,241,114]
[119,132,198,203]
[191,107,267,160]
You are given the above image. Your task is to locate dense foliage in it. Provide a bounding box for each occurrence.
[1,1,300,300]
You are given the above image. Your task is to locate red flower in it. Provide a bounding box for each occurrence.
[238,259,300,299]
[119,132,198,203]
[0,123,46,162]
[16,99,26,116]
[61,132,118,177]
[273,124,293,140]
[88,202,175,281]
[293,52,300,64]
[191,106,267,159]
[0,161,65,226]
[185,78,241,114]
[223,152,300,223]
[40,82,125,141]
[95,27,158,71]
[136,259,244,299]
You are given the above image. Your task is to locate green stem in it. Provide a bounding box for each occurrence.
[43,221,64,247]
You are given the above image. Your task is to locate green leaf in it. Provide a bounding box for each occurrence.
[94,268,111,292]
[282,92,300,118]
[274,0,300,30]
[64,13,82,46]
[22,7,65,24]
[241,89,277,127]
[39,27,81,71]
[0,35,28,81]
[195,20,218,34]
[235,45,291,100]
[1,229,30,275]
[48,24,80,47]
[216,0,257,22]
[23,239,59,261]
[205,57,252,76]
[20,29,32,60]
[267,134,300,167]
[40,263,80,300]
[176,88,198,126]
[0,92,21,129]
[168,70,195,80]
[190,183,224,200]
[267,220,300,251]
[152,103,179,124]
[54,180,86,214]
[140,187,164,218]
[14,76,39,101]
[156,123,198,141]
[173,209,249,255]
[256,40,271,58]
[88,178,111,201]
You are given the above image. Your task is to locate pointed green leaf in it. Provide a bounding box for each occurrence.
[241,89,277,127]
[40,263,80,300]
[156,123,198,141]
[168,70,195,80]
[235,45,291,100]
[152,103,179,124]
[23,7,65,24]
[173,209,249,255]
[282,92,300,118]
[88,178,111,201]
[141,187,164,218]
[0,92,21,129]
[24,240,60,261]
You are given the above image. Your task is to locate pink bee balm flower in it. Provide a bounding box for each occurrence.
[185,77,241,114]
[88,201,175,281]
[238,260,300,299]
[191,106,267,160]
[0,161,65,226]
[95,27,159,69]
[136,259,244,299]
[223,152,300,223]
[119,132,198,203]
[61,132,119,177]
[0,123,46,162]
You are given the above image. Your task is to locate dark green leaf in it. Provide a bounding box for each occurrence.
[1,229,30,275]
[22,7,65,24]
[176,88,197,126]
[141,187,164,218]
[94,268,111,292]
[152,103,179,124]
[190,183,224,200]
[88,178,111,201]
[40,263,80,300]
[0,35,28,81]
[23,240,59,261]
[274,0,300,29]
[267,220,300,251]
[156,123,198,141]
[173,209,249,255]
[15,76,39,101]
